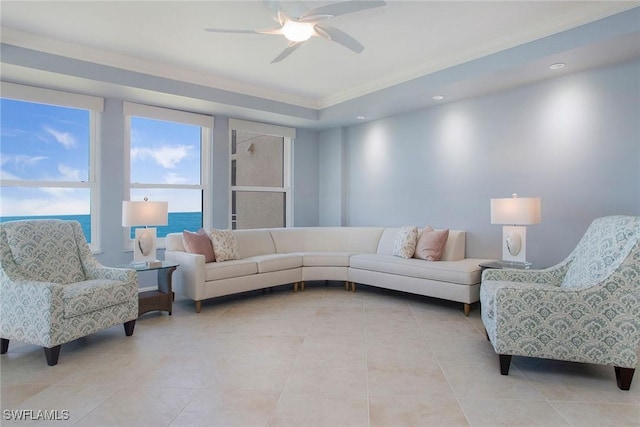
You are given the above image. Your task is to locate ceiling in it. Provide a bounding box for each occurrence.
[1,1,639,129]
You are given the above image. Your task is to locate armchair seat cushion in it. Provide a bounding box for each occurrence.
[63,279,133,318]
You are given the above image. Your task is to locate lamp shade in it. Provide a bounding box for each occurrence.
[491,195,541,225]
[122,200,168,227]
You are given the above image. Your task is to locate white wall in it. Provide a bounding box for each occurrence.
[320,60,640,267]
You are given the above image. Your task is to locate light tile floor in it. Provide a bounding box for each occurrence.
[2,283,639,426]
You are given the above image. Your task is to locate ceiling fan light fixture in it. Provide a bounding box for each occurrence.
[282,21,314,42]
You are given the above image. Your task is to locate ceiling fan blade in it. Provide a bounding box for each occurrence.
[271,42,303,63]
[314,24,364,53]
[298,1,385,22]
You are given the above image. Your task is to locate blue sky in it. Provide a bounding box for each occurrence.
[1,98,202,217]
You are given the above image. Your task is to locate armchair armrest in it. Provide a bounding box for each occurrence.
[164,250,206,301]
[84,264,138,287]
[0,277,65,347]
[482,262,569,286]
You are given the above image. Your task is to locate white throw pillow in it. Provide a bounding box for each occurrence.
[210,229,240,262]
[392,226,418,259]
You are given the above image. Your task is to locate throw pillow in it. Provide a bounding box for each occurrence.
[182,229,215,263]
[392,226,418,259]
[210,229,240,262]
[414,227,450,261]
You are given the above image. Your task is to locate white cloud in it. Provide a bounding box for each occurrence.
[164,172,188,184]
[57,164,81,181]
[44,126,76,149]
[131,144,192,169]
[1,154,48,168]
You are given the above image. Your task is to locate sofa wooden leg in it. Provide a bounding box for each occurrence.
[463,303,471,317]
[615,366,635,390]
[352,282,357,292]
[499,354,512,375]
[124,320,136,336]
[1,338,9,354]
[300,281,305,291]
[195,300,202,313]
[44,345,61,366]
[345,281,349,291]
[293,282,298,292]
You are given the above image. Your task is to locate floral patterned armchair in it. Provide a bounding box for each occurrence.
[481,215,640,390]
[0,220,138,366]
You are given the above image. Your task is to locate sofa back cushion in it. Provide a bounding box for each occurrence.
[270,227,384,253]
[233,229,276,258]
[377,228,465,261]
[561,215,639,289]
[1,220,85,285]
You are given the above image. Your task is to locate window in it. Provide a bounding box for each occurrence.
[0,83,102,250]
[229,119,294,229]
[124,102,213,244]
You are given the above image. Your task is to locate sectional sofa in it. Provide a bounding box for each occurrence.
[165,227,493,316]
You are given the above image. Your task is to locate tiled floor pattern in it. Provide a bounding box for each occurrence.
[1,283,639,426]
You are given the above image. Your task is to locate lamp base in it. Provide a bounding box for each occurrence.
[502,225,528,264]
[133,227,157,263]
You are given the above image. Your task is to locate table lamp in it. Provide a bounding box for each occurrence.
[122,198,168,265]
[490,193,541,265]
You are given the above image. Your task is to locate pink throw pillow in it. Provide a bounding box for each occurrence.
[182,229,215,262]
[414,227,449,261]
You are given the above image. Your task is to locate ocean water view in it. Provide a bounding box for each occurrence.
[0,212,203,241]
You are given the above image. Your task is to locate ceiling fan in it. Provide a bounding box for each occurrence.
[205,1,386,63]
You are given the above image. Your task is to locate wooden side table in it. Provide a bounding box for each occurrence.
[122,262,179,316]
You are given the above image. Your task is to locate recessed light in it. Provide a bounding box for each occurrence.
[549,63,565,70]
[356,115,366,120]
[432,95,444,100]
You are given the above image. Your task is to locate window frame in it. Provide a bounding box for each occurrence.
[123,102,214,249]
[228,118,294,229]
[0,82,103,252]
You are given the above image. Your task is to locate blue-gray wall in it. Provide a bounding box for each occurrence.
[319,60,640,267]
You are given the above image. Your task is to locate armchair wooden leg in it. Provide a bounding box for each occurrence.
[463,303,471,317]
[615,366,635,391]
[499,354,512,375]
[1,338,9,354]
[43,345,61,366]
[124,320,136,336]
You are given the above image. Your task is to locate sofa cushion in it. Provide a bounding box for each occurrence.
[378,228,466,261]
[269,227,384,253]
[63,279,131,318]
[350,254,483,285]
[233,229,276,258]
[414,227,449,261]
[182,229,215,262]
[392,226,418,259]
[298,252,356,267]
[204,260,257,281]
[245,254,302,273]
[210,229,240,262]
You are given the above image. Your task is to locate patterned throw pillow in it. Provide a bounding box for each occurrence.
[182,229,215,263]
[414,227,449,261]
[392,226,418,259]
[210,229,240,262]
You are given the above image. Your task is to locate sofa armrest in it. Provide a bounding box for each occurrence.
[0,276,65,347]
[164,250,206,301]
